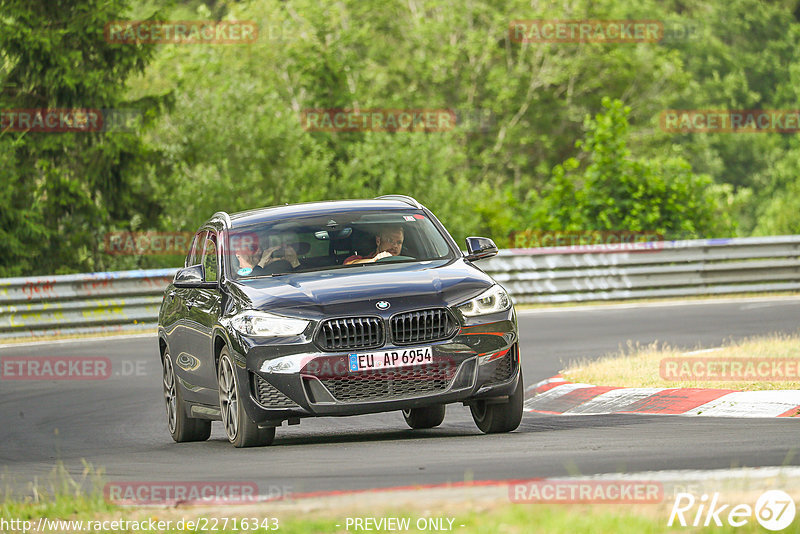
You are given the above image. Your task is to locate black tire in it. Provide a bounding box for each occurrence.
[162,352,211,443]
[402,404,446,429]
[218,348,275,448]
[470,369,524,434]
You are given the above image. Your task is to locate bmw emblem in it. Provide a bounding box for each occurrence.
[376,301,390,310]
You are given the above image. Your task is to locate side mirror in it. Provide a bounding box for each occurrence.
[464,237,498,261]
[173,264,217,289]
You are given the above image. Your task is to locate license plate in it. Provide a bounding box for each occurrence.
[348,347,433,372]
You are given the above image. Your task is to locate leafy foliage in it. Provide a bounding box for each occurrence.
[0,0,165,276]
[529,98,730,237]
[2,0,800,276]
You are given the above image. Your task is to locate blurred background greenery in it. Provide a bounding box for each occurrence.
[2,0,799,276]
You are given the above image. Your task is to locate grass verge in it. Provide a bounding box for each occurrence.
[0,492,742,534]
[5,463,800,533]
[562,333,800,390]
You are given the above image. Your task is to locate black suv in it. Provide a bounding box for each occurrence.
[158,196,522,447]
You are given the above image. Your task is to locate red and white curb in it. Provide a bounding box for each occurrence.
[524,376,800,418]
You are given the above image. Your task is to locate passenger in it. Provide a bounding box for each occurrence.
[344,226,404,265]
[256,244,300,271]
[235,241,300,276]
[233,241,262,276]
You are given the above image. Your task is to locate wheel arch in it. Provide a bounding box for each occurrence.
[158,333,169,362]
[212,329,229,370]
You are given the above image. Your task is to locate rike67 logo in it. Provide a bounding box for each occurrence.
[669,490,796,531]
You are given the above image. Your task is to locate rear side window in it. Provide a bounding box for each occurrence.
[202,234,218,282]
[186,230,207,267]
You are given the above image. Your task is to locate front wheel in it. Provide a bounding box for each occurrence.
[218,348,275,448]
[163,352,211,442]
[470,369,524,434]
[402,404,446,429]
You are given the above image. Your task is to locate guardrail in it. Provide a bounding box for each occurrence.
[0,269,177,340]
[1,236,799,339]
[479,235,800,304]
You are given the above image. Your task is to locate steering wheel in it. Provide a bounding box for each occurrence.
[260,259,293,274]
[376,254,415,262]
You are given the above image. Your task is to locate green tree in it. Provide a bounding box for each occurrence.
[655,0,800,234]
[135,0,691,247]
[530,98,733,237]
[0,0,163,276]
[5,0,799,277]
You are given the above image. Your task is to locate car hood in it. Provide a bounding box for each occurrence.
[227,259,493,318]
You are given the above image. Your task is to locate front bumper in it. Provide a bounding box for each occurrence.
[229,316,519,426]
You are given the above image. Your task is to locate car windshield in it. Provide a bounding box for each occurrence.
[226,209,456,279]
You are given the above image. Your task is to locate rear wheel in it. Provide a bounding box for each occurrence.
[470,369,524,434]
[402,404,446,429]
[218,348,275,448]
[163,352,211,442]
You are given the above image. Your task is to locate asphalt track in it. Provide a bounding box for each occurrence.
[1,297,799,496]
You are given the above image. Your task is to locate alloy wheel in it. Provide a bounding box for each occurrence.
[163,355,177,434]
[218,356,239,441]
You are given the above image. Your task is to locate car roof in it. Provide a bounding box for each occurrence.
[226,198,424,228]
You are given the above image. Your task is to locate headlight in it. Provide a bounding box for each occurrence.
[230,311,309,337]
[456,285,512,317]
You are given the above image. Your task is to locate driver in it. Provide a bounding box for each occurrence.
[344,226,404,265]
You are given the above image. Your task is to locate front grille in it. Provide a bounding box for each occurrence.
[319,363,457,403]
[253,374,299,409]
[390,308,456,344]
[316,317,384,351]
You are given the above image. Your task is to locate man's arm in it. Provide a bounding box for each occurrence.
[345,251,392,264]
[343,255,366,265]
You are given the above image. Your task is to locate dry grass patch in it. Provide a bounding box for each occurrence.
[562,333,800,390]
